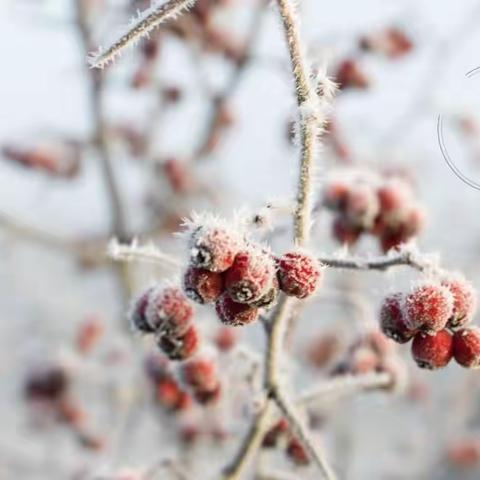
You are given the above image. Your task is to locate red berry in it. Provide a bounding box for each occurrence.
[215,292,259,326]
[147,286,193,335]
[335,59,369,90]
[130,288,155,334]
[183,266,224,304]
[182,358,218,392]
[453,327,480,368]
[277,252,321,299]
[189,225,239,272]
[411,330,453,370]
[332,216,362,246]
[194,382,222,405]
[405,284,453,333]
[344,185,379,229]
[214,327,237,352]
[323,181,349,211]
[442,276,477,328]
[286,438,310,466]
[262,419,289,448]
[225,249,275,303]
[157,325,199,361]
[144,354,169,384]
[156,379,182,410]
[24,366,69,401]
[380,293,416,343]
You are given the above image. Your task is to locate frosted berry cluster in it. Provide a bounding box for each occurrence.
[130,285,199,361]
[182,215,323,327]
[331,329,407,391]
[323,171,424,252]
[380,275,479,370]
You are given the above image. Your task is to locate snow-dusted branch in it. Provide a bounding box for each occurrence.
[88,0,198,69]
[107,239,181,268]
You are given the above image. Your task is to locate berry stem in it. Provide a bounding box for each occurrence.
[299,372,393,406]
[276,0,320,246]
[88,0,198,69]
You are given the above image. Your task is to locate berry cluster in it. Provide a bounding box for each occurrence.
[331,329,406,390]
[130,285,199,361]
[323,172,424,252]
[182,216,323,327]
[380,275,479,369]
[262,418,310,467]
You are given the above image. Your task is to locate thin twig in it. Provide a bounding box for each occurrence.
[88,0,198,69]
[299,372,392,406]
[276,0,319,246]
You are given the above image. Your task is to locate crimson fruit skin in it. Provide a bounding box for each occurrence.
[189,225,239,273]
[441,277,477,328]
[181,358,218,392]
[157,325,199,361]
[193,382,222,405]
[332,216,362,246]
[286,438,310,466]
[214,327,237,352]
[453,327,480,368]
[183,266,224,304]
[411,330,453,370]
[277,252,322,299]
[262,419,289,448]
[380,293,416,343]
[224,249,275,304]
[147,286,193,336]
[215,292,259,326]
[130,289,155,334]
[405,284,453,333]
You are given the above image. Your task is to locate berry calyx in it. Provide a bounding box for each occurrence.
[453,327,480,368]
[215,292,259,326]
[189,225,239,272]
[380,293,416,343]
[405,284,453,333]
[277,251,322,299]
[157,325,199,361]
[411,330,453,370]
[224,248,275,304]
[183,266,224,304]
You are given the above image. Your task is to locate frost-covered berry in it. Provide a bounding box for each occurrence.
[262,419,289,448]
[189,225,239,272]
[215,292,259,326]
[147,286,193,336]
[156,378,183,410]
[380,293,416,343]
[157,325,199,361]
[130,288,155,334]
[214,327,237,352]
[441,276,477,328]
[405,284,453,333]
[181,357,218,392]
[411,330,453,370]
[323,181,349,211]
[194,382,221,405]
[286,438,310,466]
[183,266,224,304]
[453,327,480,368]
[277,252,321,299]
[344,184,379,229]
[225,248,275,303]
[250,283,279,309]
[332,216,362,246]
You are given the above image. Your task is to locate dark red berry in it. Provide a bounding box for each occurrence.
[453,327,480,368]
[215,292,259,326]
[380,293,416,343]
[130,288,155,333]
[442,276,477,328]
[157,325,199,361]
[277,252,321,299]
[405,284,453,333]
[411,330,453,370]
[183,266,224,304]
[286,438,310,466]
[182,358,218,392]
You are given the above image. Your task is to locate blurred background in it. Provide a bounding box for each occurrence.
[2,0,480,478]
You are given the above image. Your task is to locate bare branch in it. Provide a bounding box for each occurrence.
[88,0,198,69]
